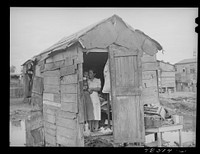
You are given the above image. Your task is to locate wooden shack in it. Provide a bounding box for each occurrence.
[157,60,176,93]
[22,15,162,146]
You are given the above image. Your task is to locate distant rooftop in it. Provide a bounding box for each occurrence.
[175,58,197,65]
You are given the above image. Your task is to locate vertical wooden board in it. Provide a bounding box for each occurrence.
[42,70,60,77]
[45,132,56,145]
[43,100,61,108]
[31,93,43,111]
[161,72,175,77]
[76,123,84,146]
[61,93,77,103]
[32,76,43,94]
[43,105,58,116]
[60,84,77,94]
[56,135,76,146]
[61,102,77,113]
[56,117,77,129]
[60,74,78,85]
[44,76,60,85]
[77,81,84,123]
[44,85,60,94]
[113,96,144,143]
[35,65,43,77]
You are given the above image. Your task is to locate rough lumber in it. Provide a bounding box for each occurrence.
[43,100,61,108]
[44,84,60,94]
[45,132,56,145]
[43,93,61,103]
[142,62,158,71]
[60,74,77,85]
[60,84,77,94]
[42,70,60,77]
[60,102,78,113]
[57,110,77,120]
[61,93,77,103]
[44,76,60,85]
[60,65,77,77]
[56,135,76,146]
[43,113,56,124]
[56,117,77,130]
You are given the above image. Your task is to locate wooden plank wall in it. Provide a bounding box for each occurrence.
[141,53,159,105]
[41,44,84,147]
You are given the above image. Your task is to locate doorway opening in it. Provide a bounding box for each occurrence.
[82,51,113,138]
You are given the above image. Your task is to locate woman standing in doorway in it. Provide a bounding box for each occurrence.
[88,69,101,131]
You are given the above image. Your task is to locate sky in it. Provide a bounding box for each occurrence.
[10,7,198,74]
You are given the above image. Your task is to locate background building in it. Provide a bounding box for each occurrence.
[175,58,197,92]
[157,60,176,93]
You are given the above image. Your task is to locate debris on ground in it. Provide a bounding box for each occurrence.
[84,136,113,147]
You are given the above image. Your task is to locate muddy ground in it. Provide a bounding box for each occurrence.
[10,92,196,147]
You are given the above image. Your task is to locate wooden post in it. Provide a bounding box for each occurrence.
[179,129,182,147]
[107,94,111,129]
[157,132,162,147]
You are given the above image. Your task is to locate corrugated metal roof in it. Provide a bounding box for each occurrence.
[26,14,163,64]
[175,58,197,65]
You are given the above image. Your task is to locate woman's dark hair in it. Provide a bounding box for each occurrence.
[89,68,97,74]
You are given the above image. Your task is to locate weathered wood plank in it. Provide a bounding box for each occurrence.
[60,84,77,94]
[60,102,78,113]
[57,110,77,120]
[57,126,77,139]
[142,79,157,88]
[56,135,76,146]
[60,74,77,85]
[44,127,56,137]
[114,50,138,57]
[43,113,56,124]
[160,72,175,77]
[60,65,77,77]
[43,105,58,116]
[141,53,156,63]
[64,56,74,66]
[142,71,157,80]
[44,76,60,85]
[45,132,56,145]
[43,100,61,108]
[44,121,56,130]
[52,52,65,62]
[142,62,158,71]
[44,60,65,71]
[46,57,53,63]
[32,76,43,95]
[43,93,61,103]
[80,21,117,49]
[56,117,77,129]
[44,84,60,94]
[42,70,60,77]
[61,93,77,103]
[31,92,43,110]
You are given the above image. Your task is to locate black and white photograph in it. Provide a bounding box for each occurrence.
[10,7,198,147]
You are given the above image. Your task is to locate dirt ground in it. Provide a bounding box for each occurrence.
[10,91,196,147]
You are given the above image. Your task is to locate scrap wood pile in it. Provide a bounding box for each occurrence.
[144,104,178,128]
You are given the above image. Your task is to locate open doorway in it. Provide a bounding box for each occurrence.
[82,51,112,136]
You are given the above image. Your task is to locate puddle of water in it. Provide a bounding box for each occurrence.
[9,120,26,146]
